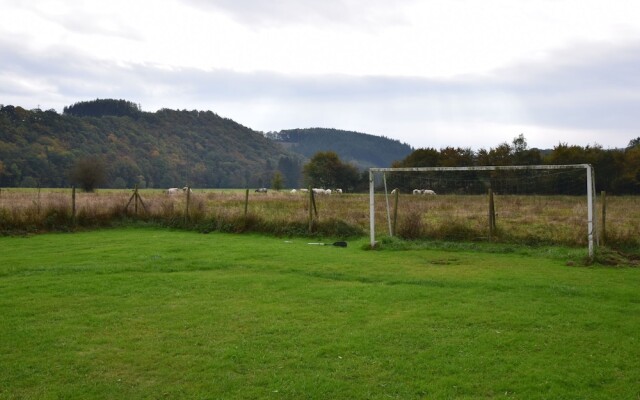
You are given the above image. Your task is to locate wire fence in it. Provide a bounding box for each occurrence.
[0,187,638,249]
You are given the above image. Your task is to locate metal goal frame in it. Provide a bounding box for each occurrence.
[369,164,596,259]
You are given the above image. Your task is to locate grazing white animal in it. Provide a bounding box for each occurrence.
[290,189,297,193]
[182,186,192,193]
[423,189,436,195]
[390,188,397,195]
[335,188,343,194]
[324,189,332,195]
[300,188,309,193]
[312,188,325,194]
[255,188,268,193]
[167,188,181,195]
[412,189,421,195]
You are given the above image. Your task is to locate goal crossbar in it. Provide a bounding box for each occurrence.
[369,164,596,259]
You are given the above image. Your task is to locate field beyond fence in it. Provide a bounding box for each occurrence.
[0,188,639,250]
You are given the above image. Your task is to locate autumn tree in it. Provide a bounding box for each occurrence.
[303,151,360,190]
[69,156,107,192]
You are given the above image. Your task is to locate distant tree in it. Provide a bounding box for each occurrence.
[8,163,22,185]
[438,147,474,167]
[392,147,440,168]
[69,157,106,192]
[277,156,303,188]
[628,137,640,148]
[612,145,640,193]
[271,171,284,191]
[512,133,528,153]
[113,177,127,189]
[334,160,362,191]
[512,134,542,165]
[63,99,141,118]
[477,143,512,166]
[20,176,39,188]
[303,151,360,190]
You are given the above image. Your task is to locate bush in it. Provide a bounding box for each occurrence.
[397,211,423,240]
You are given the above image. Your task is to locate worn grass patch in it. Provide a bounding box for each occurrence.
[1,228,640,399]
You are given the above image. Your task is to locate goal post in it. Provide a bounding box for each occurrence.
[369,164,596,259]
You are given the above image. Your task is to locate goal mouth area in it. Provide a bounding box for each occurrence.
[368,164,596,259]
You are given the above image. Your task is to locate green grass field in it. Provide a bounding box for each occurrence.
[1,228,639,399]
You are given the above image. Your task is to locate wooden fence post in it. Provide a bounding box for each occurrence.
[244,189,249,218]
[71,186,76,225]
[134,185,139,215]
[488,188,496,240]
[125,185,147,216]
[392,188,399,236]
[138,188,147,214]
[37,185,42,215]
[308,187,313,233]
[601,190,607,246]
[185,186,191,222]
[310,187,318,218]
[308,186,318,233]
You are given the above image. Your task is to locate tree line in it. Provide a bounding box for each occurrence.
[1,100,639,194]
[302,135,640,195]
[0,102,294,189]
[385,135,640,195]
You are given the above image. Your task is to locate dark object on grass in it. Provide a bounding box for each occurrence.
[307,241,347,247]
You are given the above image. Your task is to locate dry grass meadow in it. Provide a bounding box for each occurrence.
[1,187,638,251]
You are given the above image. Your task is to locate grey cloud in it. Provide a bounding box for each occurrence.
[1,36,638,148]
[489,41,640,132]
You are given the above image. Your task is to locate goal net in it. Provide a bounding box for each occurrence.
[368,165,596,257]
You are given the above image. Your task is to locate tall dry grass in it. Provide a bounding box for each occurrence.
[0,188,638,249]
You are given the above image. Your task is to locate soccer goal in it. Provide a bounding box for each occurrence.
[369,164,597,258]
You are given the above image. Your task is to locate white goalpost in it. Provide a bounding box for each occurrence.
[369,164,597,259]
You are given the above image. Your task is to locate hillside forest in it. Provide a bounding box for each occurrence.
[265,128,413,170]
[1,99,639,194]
[1,101,294,189]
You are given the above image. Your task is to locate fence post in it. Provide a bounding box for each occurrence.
[392,189,399,236]
[125,185,137,216]
[244,189,249,218]
[308,186,318,233]
[488,188,496,240]
[72,186,76,225]
[37,185,42,215]
[185,186,191,222]
[601,190,607,246]
[308,187,313,233]
[310,187,318,218]
[134,185,139,215]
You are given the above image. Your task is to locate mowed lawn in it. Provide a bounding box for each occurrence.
[1,229,639,399]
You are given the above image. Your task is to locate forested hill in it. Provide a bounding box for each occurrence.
[0,101,295,189]
[266,128,414,170]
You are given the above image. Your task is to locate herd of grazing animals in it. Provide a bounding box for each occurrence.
[166,187,192,195]
[165,187,434,195]
[412,189,437,195]
[289,188,342,195]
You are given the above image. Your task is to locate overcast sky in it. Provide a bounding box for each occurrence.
[1,0,639,150]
